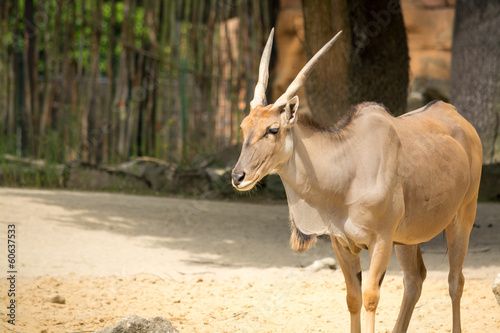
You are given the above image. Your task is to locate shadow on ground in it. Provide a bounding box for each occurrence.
[4,188,499,273]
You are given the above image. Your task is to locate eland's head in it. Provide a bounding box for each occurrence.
[232,29,342,191]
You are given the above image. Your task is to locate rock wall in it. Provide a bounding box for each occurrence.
[271,0,456,98]
[402,0,455,82]
[0,154,287,200]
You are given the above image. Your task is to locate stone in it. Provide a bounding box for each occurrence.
[305,257,337,272]
[46,294,66,304]
[117,160,148,178]
[117,157,213,195]
[117,157,177,192]
[94,315,179,333]
[493,273,500,306]
[142,163,176,193]
[67,164,149,191]
[171,168,211,195]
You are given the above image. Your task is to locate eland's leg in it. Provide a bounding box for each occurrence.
[331,237,362,333]
[392,244,427,333]
[363,239,392,333]
[364,238,393,333]
[445,200,476,333]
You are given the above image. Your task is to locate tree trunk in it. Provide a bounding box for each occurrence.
[451,0,500,164]
[302,0,408,125]
[117,0,131,159]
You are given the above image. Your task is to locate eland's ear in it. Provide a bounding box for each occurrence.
[284,96,299,127]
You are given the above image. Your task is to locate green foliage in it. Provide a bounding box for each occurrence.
[0,0,274,170]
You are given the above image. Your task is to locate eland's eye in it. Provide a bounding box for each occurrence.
[265,128,279,136]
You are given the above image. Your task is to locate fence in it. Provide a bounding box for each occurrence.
[0,0,276,166]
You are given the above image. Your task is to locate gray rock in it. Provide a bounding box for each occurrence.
[118,157,177,192]
[94,315,179,333]
[173,168,211,195]
[305,257,337,272]
[67,164,149,191]
[493,273,500,306]
[145,163,176,192]
[46,294,66,304]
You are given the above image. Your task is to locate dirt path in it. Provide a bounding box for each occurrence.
[0,188,499,332]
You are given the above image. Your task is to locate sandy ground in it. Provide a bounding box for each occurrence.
[0,188,499,333]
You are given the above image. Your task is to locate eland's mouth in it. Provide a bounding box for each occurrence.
[232,179,258,191]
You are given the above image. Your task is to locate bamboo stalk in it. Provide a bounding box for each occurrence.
[234,0,245,144]
[89,0,103,165]
[125,0,139,159]
[155,0,168,159]
[205,0,216,153]
[144,59,156,156]
[168,0,180,162]
[0,0,277,166]
[8,52,15,137]
[102,0,117,164]
[117,0,131,159]
[80,0,102,164]
[32,0,41,144]
[39,0,61,153]
[22,0,35,157]
[144,0,158,157]
[128,51,144,159]
[67,1,79,162]
[0,1,8,133]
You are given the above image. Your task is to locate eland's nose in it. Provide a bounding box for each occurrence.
[232,172,245,186]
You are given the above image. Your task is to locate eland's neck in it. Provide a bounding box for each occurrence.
[276,122,355,210]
